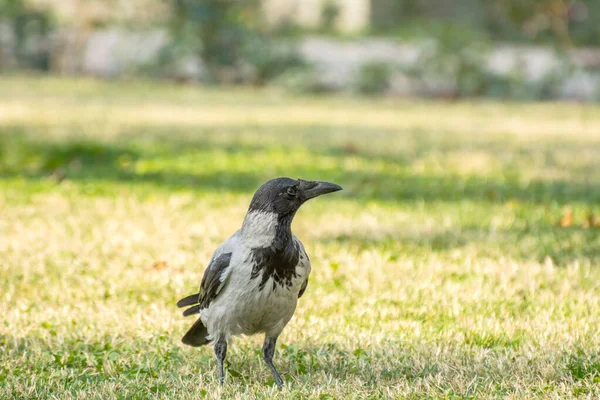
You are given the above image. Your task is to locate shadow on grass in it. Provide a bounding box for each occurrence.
[320,225,600,265]
[1,125,599,206]
[2,125,599,263]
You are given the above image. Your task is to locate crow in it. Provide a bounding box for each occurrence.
[177,177,342,387]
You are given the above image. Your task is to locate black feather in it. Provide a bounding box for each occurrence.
[178,252,233,347]
[182,304,201,317]
[177,252,232,317]
[298,279,308,298]
[177,293,199,308]
[182,318,210,347]
[197,252,232,308]
[250,214,300,291]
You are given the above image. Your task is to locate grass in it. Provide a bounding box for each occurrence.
[1,75,600,399]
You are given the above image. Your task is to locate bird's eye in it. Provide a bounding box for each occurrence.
[286,187,297,197]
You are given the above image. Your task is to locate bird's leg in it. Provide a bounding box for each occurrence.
[214,338,227,386]
[262,335,284,388]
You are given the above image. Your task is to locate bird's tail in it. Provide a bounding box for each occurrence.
[182,318,210,347]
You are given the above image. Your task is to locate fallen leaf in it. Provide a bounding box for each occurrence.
[342,142,358,155]
[559,207,573,228]
[582,212,592,228]
[150,261,168,271]
[589,212,599,228]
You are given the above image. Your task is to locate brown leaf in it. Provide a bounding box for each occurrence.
[593,212,600,228]
[150,260,168,271]
[559,207,573,228]
[342,142,358,155]
[584,212,595,229]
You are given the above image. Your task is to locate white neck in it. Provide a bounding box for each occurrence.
[240,211,278,248]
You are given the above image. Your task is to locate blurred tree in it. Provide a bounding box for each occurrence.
[36,0,169,74]
[568,1,600,46]
[167,0,262,83]
[164,0,303,84]
[0,0,54,70]
[483,0,573,47]
[370,0,599,47]
[320,0,340,32]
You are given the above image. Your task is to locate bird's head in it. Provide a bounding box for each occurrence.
[248,177,343,216]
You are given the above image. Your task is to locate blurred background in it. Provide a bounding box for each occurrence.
[1,0,600,100]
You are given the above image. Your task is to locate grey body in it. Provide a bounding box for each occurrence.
[177,178,341,387]
[200,223,311,343]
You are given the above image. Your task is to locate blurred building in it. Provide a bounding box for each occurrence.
[29,0,166,25]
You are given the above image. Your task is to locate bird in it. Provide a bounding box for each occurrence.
[177,177,342,387]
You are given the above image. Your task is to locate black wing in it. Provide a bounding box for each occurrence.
[176,252,232,316]
[298,278,308,298]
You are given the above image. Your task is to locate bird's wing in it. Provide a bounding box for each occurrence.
[298,278,308,298]
[294,235,312,299]
[177,232,240,316]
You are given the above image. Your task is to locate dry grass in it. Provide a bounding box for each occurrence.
[1,76,600,399]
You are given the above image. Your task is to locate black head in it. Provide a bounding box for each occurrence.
[248,177,343,216]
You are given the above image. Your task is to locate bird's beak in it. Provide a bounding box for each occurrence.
[300,180,343,200]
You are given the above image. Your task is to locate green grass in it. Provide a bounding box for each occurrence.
[1,75,600,399]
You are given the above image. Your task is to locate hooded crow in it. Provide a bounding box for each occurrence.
[177,177,342,387]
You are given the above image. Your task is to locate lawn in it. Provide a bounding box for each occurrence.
[1,76,600,399]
